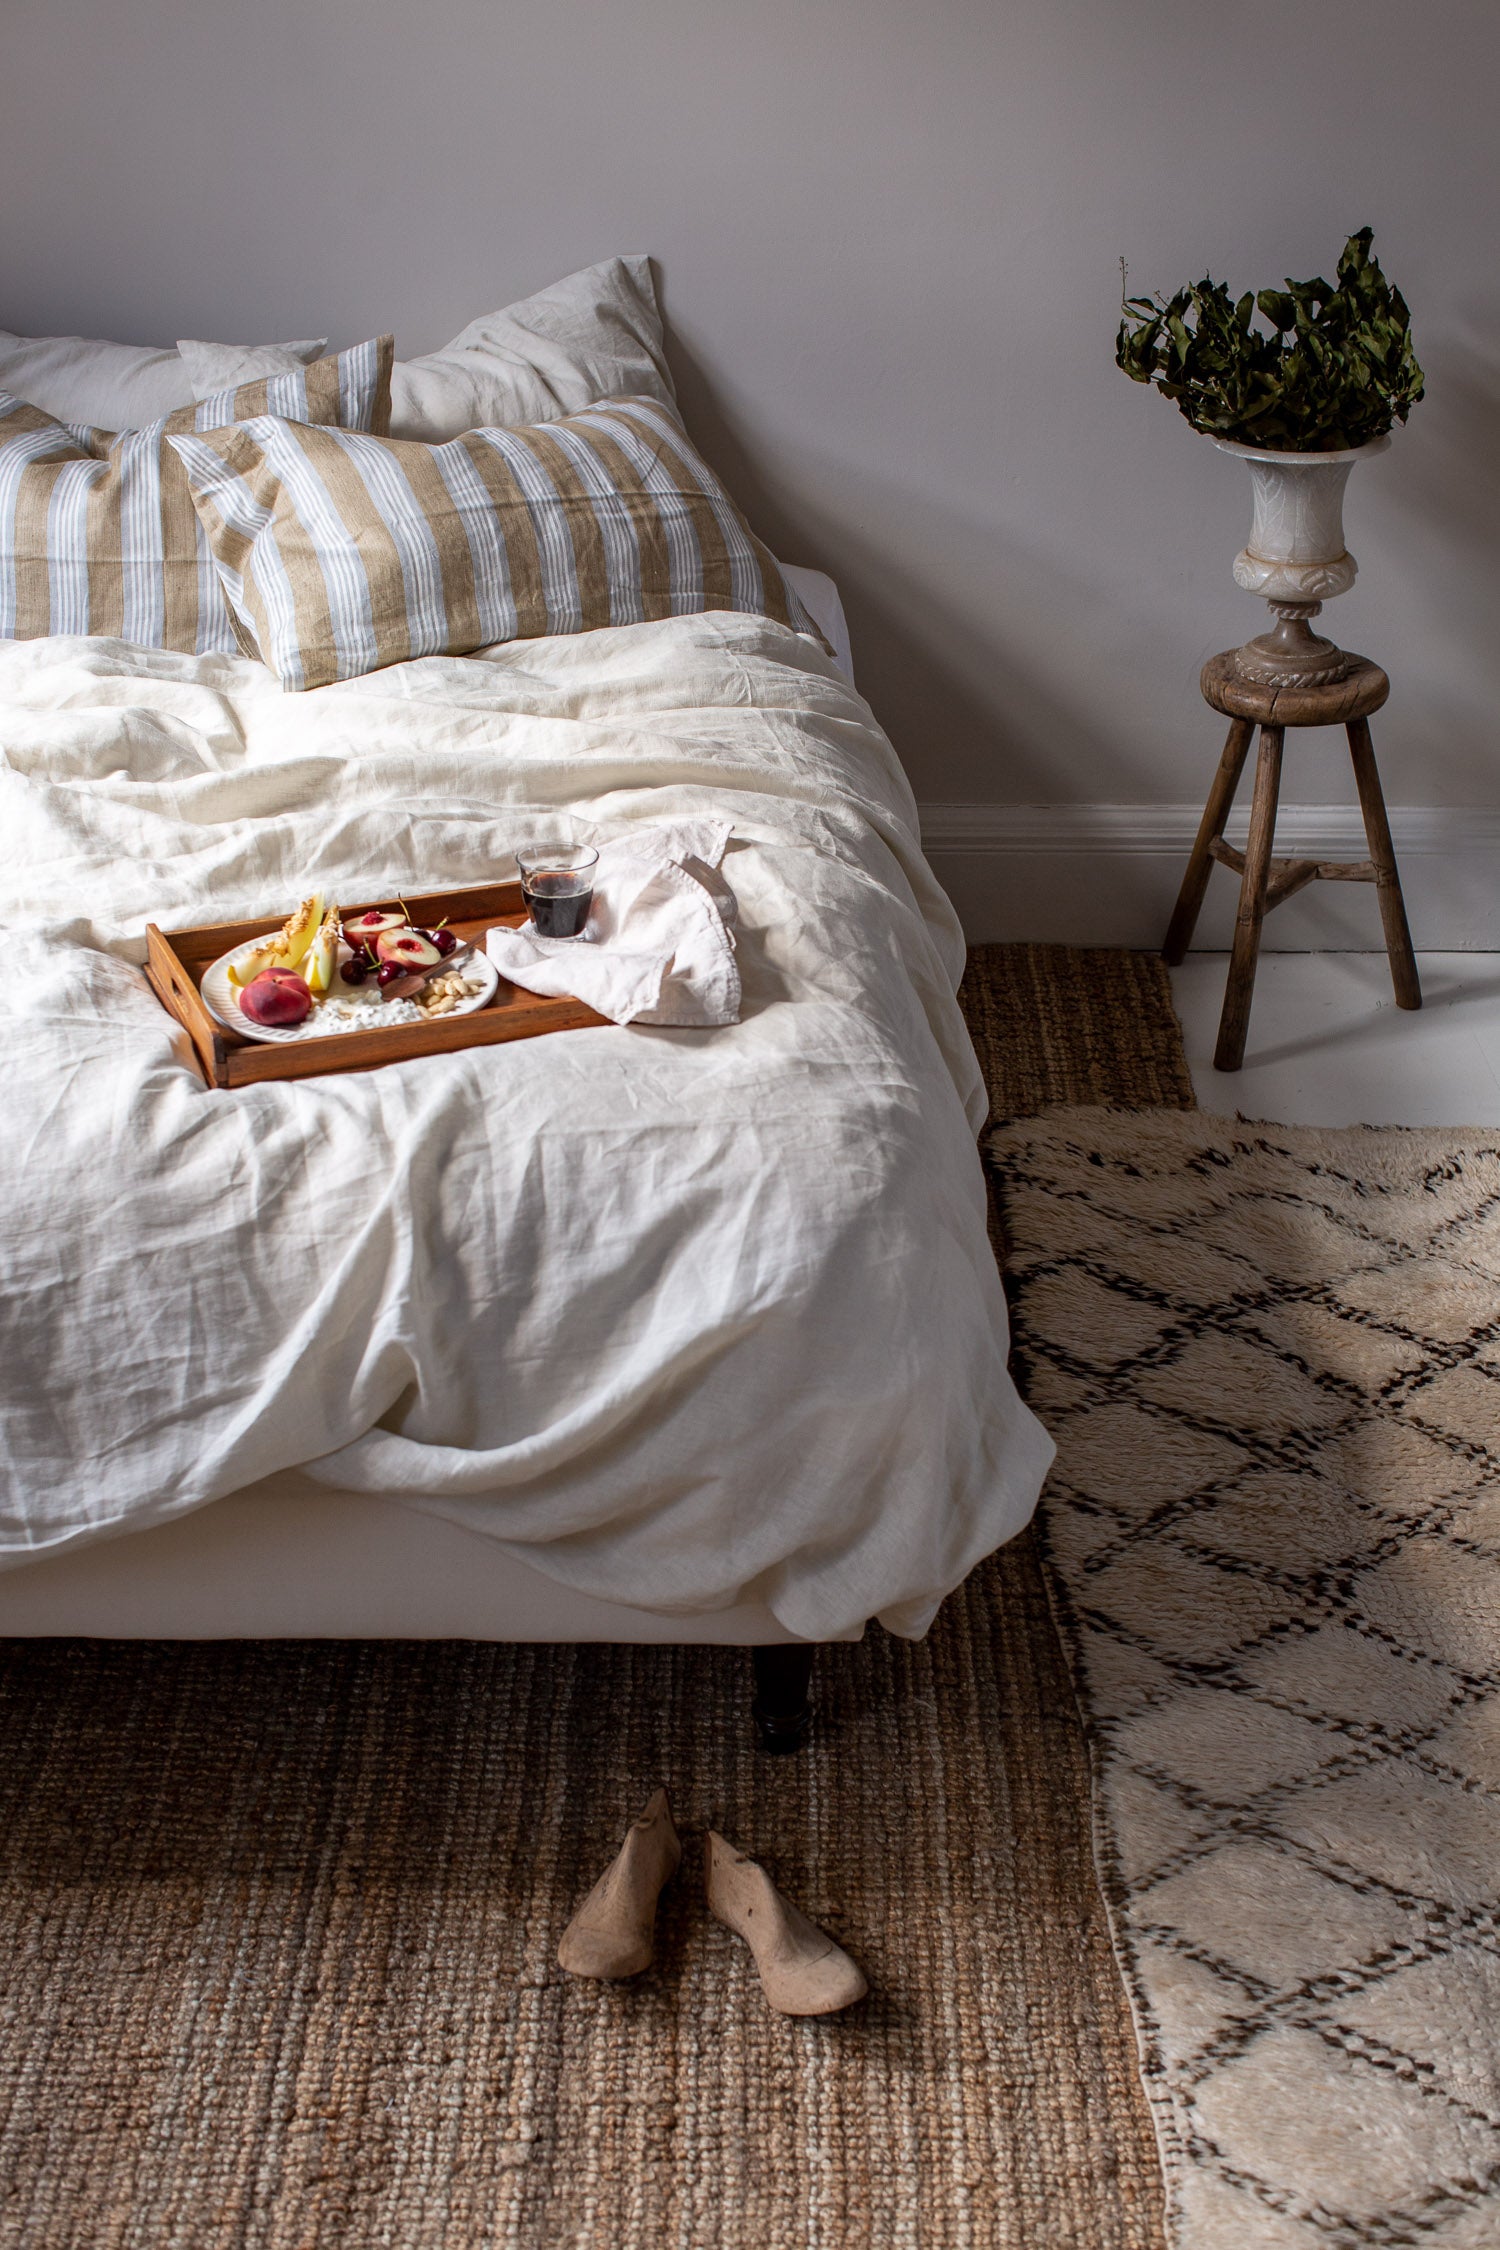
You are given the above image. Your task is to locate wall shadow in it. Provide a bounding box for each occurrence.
[1371,317,1500,663]
[663,327,1178,810]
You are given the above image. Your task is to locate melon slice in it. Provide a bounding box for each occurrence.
[227,934,286,990]
[227,890,325,988]
[300,908,342,997]
[276,891,325,969]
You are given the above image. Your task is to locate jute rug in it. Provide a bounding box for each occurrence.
[0,946,1179,2250]
[988,1105,1500,2250]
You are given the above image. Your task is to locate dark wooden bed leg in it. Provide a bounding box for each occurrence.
[751,1644,816,1754]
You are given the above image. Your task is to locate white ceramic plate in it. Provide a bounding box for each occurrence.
[201,935,499,1045]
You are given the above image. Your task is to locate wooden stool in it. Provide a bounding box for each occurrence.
[1163,650,1421,1072]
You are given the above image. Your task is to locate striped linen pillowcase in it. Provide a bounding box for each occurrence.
[0,337,393,654]
[168,396,824,690]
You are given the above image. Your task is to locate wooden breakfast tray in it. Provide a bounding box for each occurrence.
[145,879,608,1089]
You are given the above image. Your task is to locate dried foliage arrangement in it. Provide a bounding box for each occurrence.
[1116,227,1423,452]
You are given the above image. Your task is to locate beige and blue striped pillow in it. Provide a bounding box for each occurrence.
[168,396,822,690]
[0,337,393,654]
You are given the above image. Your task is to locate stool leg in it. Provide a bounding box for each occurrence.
[1214,724,1283,1073]
[1346,717,1421,1012]
[1163,717,1255,964]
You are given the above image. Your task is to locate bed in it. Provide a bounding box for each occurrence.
[0,277,1052,1748]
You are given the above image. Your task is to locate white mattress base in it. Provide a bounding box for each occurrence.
[0,1476,839,1643]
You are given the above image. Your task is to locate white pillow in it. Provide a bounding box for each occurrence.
[387,255,675,440]
[0,329,323,430]
[177,337,328,396]
[5,256,667,439]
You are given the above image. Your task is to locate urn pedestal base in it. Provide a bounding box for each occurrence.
[1232,600,1354,688]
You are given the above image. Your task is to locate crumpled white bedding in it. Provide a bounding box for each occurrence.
[0,613,1053,1639]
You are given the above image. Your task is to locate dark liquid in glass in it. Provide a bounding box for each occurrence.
[523,869,593,938]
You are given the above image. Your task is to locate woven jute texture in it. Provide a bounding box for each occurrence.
[989,1106,1500,2250]
[0,945,1180,2250]
[960,943,1195,1123]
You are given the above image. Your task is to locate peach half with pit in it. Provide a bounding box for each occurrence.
[342,908,407,947]
[375,928,443,971]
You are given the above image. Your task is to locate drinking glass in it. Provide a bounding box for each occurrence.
[516,843,599,939]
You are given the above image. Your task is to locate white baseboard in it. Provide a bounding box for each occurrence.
[919,804,1500,950]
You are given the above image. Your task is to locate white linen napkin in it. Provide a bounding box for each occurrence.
[486,821,741,1027]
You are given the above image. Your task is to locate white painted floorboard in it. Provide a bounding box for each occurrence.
[1169,954,1500,1127]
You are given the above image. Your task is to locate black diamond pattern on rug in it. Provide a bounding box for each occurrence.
[988,1107,1500,2250]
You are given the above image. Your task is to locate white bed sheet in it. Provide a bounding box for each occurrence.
[0,612,1052,1641]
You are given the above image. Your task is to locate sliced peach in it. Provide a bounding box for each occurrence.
[342,908,406,945]
[375,929,442,970]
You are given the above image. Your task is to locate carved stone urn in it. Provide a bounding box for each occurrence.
[1212,433,1389,686]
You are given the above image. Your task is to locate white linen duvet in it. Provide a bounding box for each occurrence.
[0,615,1052,1640]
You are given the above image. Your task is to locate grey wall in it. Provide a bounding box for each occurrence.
[3,0,1497,818]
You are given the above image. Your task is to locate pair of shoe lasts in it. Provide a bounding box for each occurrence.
[558,1788,867,2017]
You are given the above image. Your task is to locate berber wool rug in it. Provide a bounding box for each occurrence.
[989,1103,1500,2250]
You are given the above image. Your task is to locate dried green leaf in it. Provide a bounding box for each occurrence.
[1115,229,1424,448]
